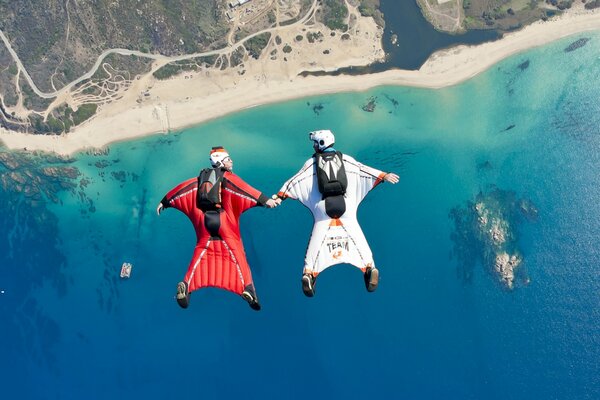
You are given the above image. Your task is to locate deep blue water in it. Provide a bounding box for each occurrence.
[1,34,600,399]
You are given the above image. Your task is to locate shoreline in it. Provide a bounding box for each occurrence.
[1,7,600,156]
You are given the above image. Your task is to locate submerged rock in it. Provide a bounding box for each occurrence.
[564,38,590,53]
[361,96,377,112]
[306,101,324,115]
[450,187,537,289]
[517,60,530,71]
[495,252,522,289]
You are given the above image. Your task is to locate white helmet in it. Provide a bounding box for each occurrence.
[209,146,230,167]
[309,129,335,152]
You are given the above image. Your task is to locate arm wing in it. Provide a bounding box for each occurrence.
[223,172,269,217]
[277,158,315,203]
[160,177,199,217]
[343,155,387,203]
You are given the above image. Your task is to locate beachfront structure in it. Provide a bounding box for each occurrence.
[229,0,251,8]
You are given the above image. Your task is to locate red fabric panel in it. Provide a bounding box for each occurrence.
[183,239,252,295]
[223,172,262,218]
[165,177,197,214]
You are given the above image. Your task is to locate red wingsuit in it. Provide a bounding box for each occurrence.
[160,169,269,299]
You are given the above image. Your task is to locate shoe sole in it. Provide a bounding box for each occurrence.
[176,282,189,309]
[241,291,254,303]
[367,268,379,292]
[176,282,187,299]
[241,291,261,311]
[302,275,315,297]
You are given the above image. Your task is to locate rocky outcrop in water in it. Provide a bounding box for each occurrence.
[450,187,537,289]
[474,200,522,289]
[0,151,81,205]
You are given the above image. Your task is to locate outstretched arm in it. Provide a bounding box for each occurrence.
[277,158,315,202]
[343,155,400,202]
[156,177,198,216]
[223,171,279,216]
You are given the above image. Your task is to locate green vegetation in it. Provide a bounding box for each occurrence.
[358,0,384,28]
[235,29,251,43]
[546,0,573,9]
[0,57,19,106]
[153,54,219,80]
[245,33,271,59]
[0,0,229,92]
[194,55,217,66]
[306,31,324,43]
[20,80,53,112]
[71,104,97,126]
[2,90,18,107]
[321,0,349,31]
[46,115,65,133]
[230,46,246,67]
[153,61,199,80]
[463,0,550,31]
[28,102,98,135]
[283,45,292,53]
[153,64,187,80]
[30,115,58,134]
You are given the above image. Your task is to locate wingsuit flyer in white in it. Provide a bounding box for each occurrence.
[277,154,387,276]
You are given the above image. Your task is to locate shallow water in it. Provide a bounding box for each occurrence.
[1,33,600,399]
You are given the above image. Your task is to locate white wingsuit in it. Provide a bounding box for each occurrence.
[277,152,387,277]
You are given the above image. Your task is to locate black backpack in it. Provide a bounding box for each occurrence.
[196,168,224,211]
[315,151,348,198]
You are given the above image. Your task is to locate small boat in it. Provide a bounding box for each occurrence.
[120,262,132,279]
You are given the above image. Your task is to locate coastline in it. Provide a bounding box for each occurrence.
[1,7,600,156]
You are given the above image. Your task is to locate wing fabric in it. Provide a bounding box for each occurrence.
[223,171,268,218]
[277,158,317,206]
[183,238,249,294]
[342,154,386,204]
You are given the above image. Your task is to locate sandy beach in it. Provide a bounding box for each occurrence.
[1,5,600,156]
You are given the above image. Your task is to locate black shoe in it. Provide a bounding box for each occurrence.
[241,290,261,311]
[364,267,379,292]
[176,281,190,309]
[302,273,315,297]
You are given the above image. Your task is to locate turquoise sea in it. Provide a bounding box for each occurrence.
[2,33,600,399]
